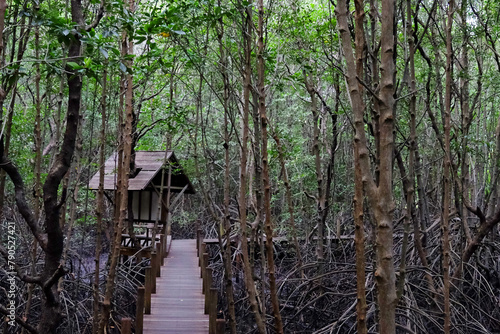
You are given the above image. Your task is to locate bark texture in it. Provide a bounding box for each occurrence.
[239,3,267,333]
[336,0,397,331]
[257,0,284,332]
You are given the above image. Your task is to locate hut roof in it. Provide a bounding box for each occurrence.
[88,151,195,193]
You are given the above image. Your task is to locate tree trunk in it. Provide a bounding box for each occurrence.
[272,132,303,278]
[239,3,266,332]
[99,0,134,330]
[256,0,283,332]
[396,0,417,300]
[303,72,325,266]
[37,1,85,331]
[442,1,454,332]
[93,61,107,334]
[353,143,368,334]
[23,16,42,331]
[216,4,237,331]
[336,0,397,331]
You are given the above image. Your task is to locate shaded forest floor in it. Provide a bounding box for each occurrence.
[2,210,500,333]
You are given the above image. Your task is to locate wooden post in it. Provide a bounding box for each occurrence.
[136,287,145,334]
[209,288,218,334]
[216,318,226,334]
[156,243,162,277]
[145,266,152,314]
[160,234,165,265]
[196,228,200,254]
[204,267,213,314]
[151,251,157,293]
[163,234,167,257]
[202,253,209,288]
[121,318,131,334]
[196,228,201,252]
[199,242,206,269]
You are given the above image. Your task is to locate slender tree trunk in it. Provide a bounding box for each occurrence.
[443,1,454,332]
[336,0,397,330]
[271,132,303,277]
[303,73,325,266]
[0,0,6,67]
[487,117,500,217]
[60,129,83,290]
[93,61,107,334]
[23,18,42,331]
[34,22,42,224]
[251,87,267,318]
[239,3,266,332]
[251,90,263,254]
[372,0,397,329]
[216,4,237,331]
[353,143,368,334]
[397,0,417,300]
[99,1,134,330]
[335,1,369,332]
[0,0,10,217]
[458,0,473,247]
[256,0,283,332]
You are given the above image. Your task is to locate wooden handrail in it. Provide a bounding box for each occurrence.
[216,318,225,334]
[160,234,165,265]
[204,267,213,314]
[196,228,201,252]
[151,252,157,294]
[199,243,206,274]
[136,287,145,334]
[202,253,209,293]
[155,243,162,278]
[121,318,131,334]
[144,266,152,314]
[209,288,217,334]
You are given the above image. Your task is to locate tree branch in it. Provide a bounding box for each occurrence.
[303,191,317,202]
[42,265,67,306]
[136,118,167,142]
[454,207,500,280]
[453,173,500,279]
[356,76,383,104]
[0,154,48,251]
[85,0,105,31]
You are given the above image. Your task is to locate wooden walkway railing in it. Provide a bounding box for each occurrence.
[124,235,225,334]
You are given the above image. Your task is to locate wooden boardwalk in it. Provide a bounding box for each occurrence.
[143,239,209,333]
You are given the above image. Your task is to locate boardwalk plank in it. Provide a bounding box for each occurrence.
[143,239,209,334]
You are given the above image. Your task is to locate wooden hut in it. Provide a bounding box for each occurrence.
[88,151,195,255]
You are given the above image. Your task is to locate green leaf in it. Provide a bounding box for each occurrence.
[119,62,127,73]
[67,62,80,69]
[99,47,109,59]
